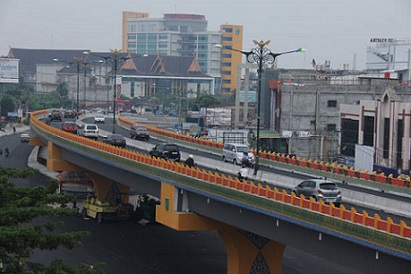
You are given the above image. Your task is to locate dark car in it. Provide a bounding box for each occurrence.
[102,134,126,148]
[292,179,342,206]
[64,109,76,119]
[130,124,149,140]
[49,109,62,122]
[149,143,181,162]
[61,121,78,134]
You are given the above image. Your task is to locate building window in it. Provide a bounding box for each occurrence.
[383,118,390,158]
[222,53,232,58]
[340,118,359,157]
[128,42,137,49]
[363,116,374,146]
[328,100,337,107]
[222,37,233,42]
[137,33,147,42]
[326,124,336,131]
[397,119,403,168]
[223,28,233,33]
[147,34,157,42]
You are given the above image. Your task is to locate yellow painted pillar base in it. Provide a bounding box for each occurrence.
[47,141,82,172]
[156,182,285,274]
[219,227,285,274]
[86,172,130,203]
[156,182,227,231]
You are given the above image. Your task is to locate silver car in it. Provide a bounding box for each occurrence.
[221,143,255,165]
[292,179,342,206]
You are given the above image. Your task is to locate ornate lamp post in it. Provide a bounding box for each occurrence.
[217,40,304,175]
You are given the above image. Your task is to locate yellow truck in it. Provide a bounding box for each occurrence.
[82,196,133,223]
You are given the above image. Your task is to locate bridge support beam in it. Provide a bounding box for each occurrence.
[156,182,285,274]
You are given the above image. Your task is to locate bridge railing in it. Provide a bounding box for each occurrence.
[30,111,411,255]
[118,115,411,191]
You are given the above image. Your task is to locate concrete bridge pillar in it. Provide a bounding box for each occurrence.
[46,142,130,202]
[47,141,84,171]
[156,182,285,274]
[219,227,285,274]
[86,172,130,203]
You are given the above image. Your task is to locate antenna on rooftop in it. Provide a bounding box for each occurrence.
[353,53,357,71]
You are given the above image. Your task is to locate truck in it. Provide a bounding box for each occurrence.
[81,196,134,223]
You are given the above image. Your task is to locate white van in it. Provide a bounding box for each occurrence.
[221,143,255,165]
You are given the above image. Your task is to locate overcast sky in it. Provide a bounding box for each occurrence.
[1,0,410,70]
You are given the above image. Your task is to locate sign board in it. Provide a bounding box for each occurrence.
[0,58,19,83]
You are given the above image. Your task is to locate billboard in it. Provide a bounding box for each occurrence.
[0,58,19,84]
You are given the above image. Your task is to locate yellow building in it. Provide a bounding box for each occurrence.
[220,24,243,94]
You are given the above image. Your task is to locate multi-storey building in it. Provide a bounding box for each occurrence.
[123,13,221,81]
[122,13,243,94]
[219,24,243,94]
[122,11,149,53]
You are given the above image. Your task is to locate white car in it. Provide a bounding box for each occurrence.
[94,115,105,123]
[77,124,99,140]
[20,133,30,142]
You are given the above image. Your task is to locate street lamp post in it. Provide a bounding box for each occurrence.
[217,40,304,175]
[110,49,122,134]
[85,49,129,134]
[82,62,88,115]
[53,57,83,115]
[74,58,81,114]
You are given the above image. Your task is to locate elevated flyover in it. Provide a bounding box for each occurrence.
[29,110,411,274]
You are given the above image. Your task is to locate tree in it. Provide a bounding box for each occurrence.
[0,95,16,117]
[0,167,103,273]
[195,94,220,108]
[56,82,69,99]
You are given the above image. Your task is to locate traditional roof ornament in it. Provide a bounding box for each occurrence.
[151,53,166,74]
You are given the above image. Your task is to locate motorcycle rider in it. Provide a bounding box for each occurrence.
[185,154,195,168]
[237,164,249,181]
[241,151,250,167]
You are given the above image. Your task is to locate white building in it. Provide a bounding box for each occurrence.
[340,86,411,172]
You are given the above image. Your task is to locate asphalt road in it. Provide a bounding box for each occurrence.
[1,120,366,274]
[87,117,411,226]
